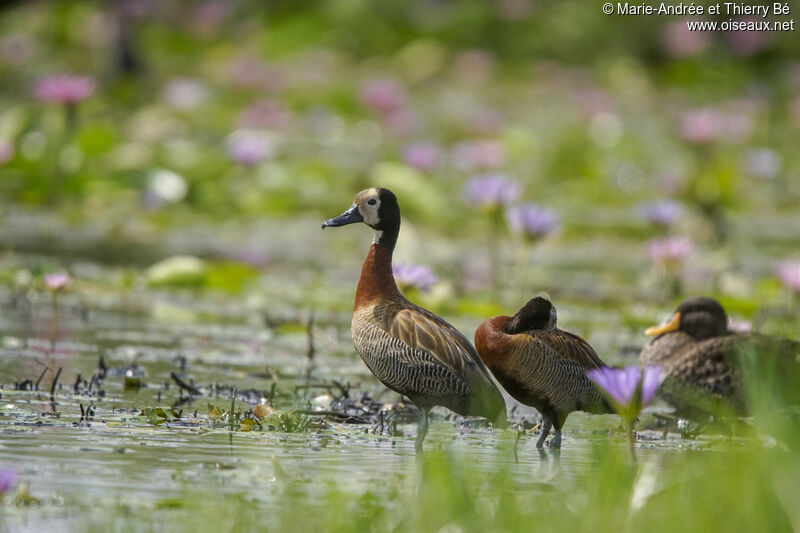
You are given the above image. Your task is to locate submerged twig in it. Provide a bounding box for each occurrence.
[98,356,107,379]
[35,367,49,390]
[50,367,62,401]
[171,372,201,395]
[331,380,350,399]
[229,387,238,432]
[306,311,315,361]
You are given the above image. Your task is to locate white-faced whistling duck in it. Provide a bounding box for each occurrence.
[475,296,612,449]
[640,296,800,418]
[322,187,508,450]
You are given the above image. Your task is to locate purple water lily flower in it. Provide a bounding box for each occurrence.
[647,236,694,266]
[639,200,684,227]
[640,365,663,405]
[0,468,17,494]
[588,366,639,406]
[463,174,521,209]
[34,75,95,104]
[392,263,438,293]
[775,261,800,296]
[225,129,274,166]
[402,142,440,172]
[44,272,72,292]
[589,365,662,461]
[506,203,558,239]
[587,365,663,410]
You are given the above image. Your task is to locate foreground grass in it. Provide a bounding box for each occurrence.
[67,414,798,533]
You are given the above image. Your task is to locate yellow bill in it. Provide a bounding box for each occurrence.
[644,311,681,336]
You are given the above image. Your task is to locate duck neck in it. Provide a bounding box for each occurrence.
[475,316,513,367]
[355,229,400,309]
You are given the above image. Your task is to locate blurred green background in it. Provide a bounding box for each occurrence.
[1,0,798,316]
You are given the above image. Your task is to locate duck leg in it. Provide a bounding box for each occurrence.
[548,429,562,449]
[548,416,566,449]
[535,417,552,448]
[415,408,429,452]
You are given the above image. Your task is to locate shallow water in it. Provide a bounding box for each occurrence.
[0,275,696,530]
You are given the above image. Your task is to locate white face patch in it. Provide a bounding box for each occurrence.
[549,307,558,329]
[358,195,381,227]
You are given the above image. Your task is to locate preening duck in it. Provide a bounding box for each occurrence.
[475,297,612,449]
[322,187,507,450]
[640,296,800,418]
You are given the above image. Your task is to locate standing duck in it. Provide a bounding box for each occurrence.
[322,187,507,450]
[640,296,800,418]
[475,297,612,449]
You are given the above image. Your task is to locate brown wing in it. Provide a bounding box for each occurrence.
[386,304,480,377]
[366,300,505,421]
[531,328,605,370]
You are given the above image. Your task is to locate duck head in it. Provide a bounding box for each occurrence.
[322,188,401,249]
[505,296,557,334]
[644,296,728,340]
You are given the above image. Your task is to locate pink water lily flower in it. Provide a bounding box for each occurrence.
[34,75,95,104]
[44,272,72,291]
[648,236,694,266]
[775,261,800,296]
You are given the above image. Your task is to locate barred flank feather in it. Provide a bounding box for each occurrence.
[353,300,506,425]
[475,315,613,433]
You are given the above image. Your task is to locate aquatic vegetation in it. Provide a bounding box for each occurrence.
[588,365,662,460]
[162,78,209,111]
[0,141,13,165]
[775,260,800,298]
[639,200,684,228]
[145,256,207,288]
[647,237,694,265]
[225,129,275,166]
[360,79,407,114]
[392,262,438,293]
[402,142,441,172]
[463,174,521,210]
[452,141,506,171]
[44,271,71,348]
[505,203,558,241]
[0,469,17,495]
[34,75,95,105]
[743,148,782,180]
[647,236,694,295]
[44,272,72,292]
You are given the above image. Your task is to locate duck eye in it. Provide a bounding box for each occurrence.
[367,199,377,206]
